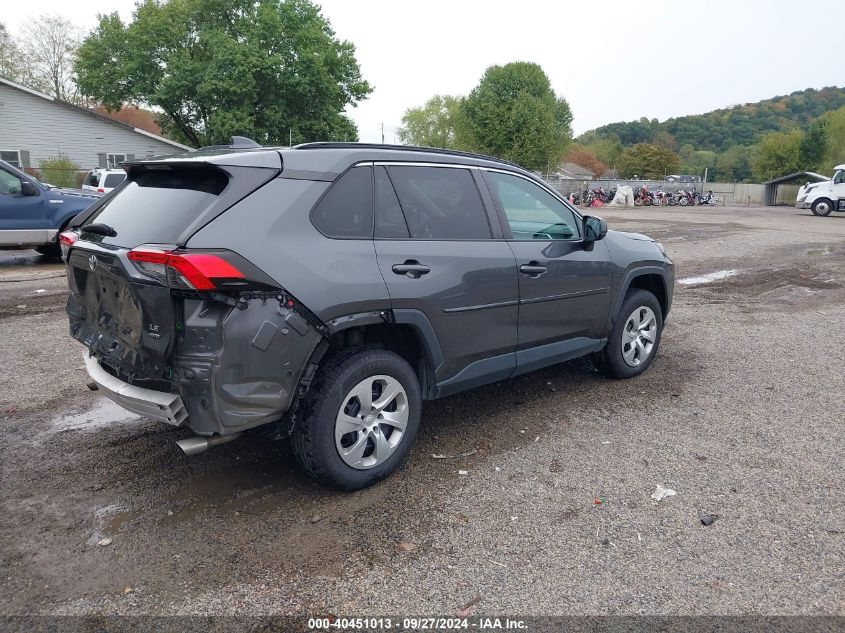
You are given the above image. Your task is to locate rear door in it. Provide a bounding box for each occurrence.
[481,169,612,370]
[373,164,518,388]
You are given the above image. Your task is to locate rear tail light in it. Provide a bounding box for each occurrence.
[97,187,105,193]
[59,230,79,260]
[127,247,249,291]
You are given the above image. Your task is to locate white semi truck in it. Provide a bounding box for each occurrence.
[796,164,845,216]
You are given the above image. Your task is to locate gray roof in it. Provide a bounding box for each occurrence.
[557,162,595,178]
[763,171,828,185]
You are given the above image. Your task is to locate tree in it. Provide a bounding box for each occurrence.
[715,145,755,182]
[618,143,680,179]
[751,129,804,181]
[39,155,81,188]
[799,118,828,172]
[75,0,372,147]
[397,95,463,148]
[561,145,607,177]
[458,62,572,171]
[18,15,82,103]
[819,105,845,171]
[584,137,623,169]
[0,22,25,83]
[681,149,717,178]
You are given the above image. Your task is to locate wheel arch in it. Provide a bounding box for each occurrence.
[305,309,442,401]
[614,267,670,323]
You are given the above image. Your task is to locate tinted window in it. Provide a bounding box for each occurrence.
[311,166,373,238]
[486,171,580,240]
[104,173,126,188]
[84,166,228,247]
[83,171,98,187]
[387,166,490,240]
[374,166,409,238]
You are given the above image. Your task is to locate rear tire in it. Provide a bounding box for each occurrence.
[594,289,663,379]
[291,348,421,490]
[811,198,833,217]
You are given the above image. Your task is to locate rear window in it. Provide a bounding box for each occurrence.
[83,166,228,247]
[103,173,126,188]
[82,171,98,187]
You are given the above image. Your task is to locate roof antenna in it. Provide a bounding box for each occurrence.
[230,136,260,149]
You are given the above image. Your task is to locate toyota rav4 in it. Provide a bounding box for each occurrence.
[63,139,674,489]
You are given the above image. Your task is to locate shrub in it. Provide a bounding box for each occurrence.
[38,155,81,188]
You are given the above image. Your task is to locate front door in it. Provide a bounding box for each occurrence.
[481,169,612,372]
[372,164,518,389]
[0,165,48,245]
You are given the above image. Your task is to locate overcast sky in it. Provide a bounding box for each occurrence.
[5,0,840,143]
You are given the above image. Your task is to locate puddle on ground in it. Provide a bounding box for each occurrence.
[677,269,738,285]
[52,398,141,434]
[87,503,137,545]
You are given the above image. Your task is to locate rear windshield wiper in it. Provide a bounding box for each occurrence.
[82,223,117,237]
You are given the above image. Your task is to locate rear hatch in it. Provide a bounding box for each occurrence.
[66,159,279,381]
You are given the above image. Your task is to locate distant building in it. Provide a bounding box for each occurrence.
[664,174,701,183]
[0,76,189,172]
[600,169,619,180]
[555,162,595,180]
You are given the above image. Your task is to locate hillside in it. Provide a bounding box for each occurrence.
[579,86,845,152]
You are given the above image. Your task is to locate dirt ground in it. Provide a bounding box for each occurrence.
[1,205,843,617]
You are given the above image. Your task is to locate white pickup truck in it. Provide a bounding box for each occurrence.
[796,164,845,216]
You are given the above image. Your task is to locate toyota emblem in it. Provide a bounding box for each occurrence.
[88,254,97,271]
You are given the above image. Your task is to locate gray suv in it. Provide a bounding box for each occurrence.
[63,140,674,489]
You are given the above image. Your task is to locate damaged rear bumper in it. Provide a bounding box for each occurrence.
[84,353,188,426]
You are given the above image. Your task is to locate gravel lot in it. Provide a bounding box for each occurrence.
[1,205,843,617]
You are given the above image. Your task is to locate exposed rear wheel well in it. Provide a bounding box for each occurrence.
[627,274,667,320]
[324,323,431,396]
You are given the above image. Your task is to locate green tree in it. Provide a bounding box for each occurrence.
[397,95,463,148]
[75,0,372,147]
[584,137,623,169]
[715,145,755,182]
[751,129,804,181]
[39,155,80,188]
[618,143,680,179]
[681,149,717,178]
[799,118,828,172]
[458,62,572,171]
[820,105,845,171]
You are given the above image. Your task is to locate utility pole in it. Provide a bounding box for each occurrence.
[380,122,384,144]
[289,129,292,147]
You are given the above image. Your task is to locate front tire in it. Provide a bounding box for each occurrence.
[811,198,833,217]
[292,348,422,490]
[594,289,663,379]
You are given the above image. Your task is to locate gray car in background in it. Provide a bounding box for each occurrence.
[63,140,674,489]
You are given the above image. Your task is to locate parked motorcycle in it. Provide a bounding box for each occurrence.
[697,190,717,206]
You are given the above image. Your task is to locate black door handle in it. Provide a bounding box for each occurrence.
[519,262,547,277]
[392,260,430,278]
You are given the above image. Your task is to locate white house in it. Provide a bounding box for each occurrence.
[0,77,190,172]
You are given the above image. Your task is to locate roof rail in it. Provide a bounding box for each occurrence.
[292,142,523,169]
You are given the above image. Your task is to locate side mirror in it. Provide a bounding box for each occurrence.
[20,181,38,196]
[583,215,607,242]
